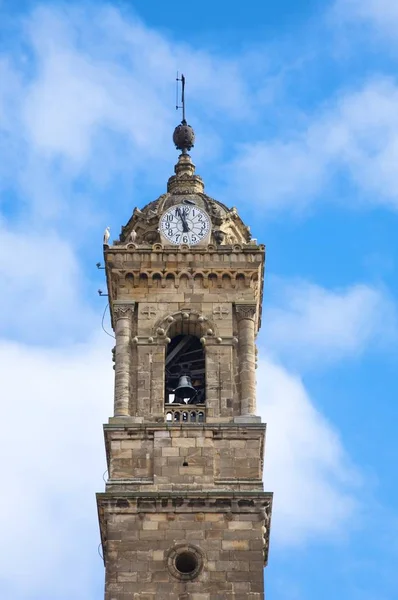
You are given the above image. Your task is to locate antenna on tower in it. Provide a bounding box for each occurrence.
[176,72,186,124]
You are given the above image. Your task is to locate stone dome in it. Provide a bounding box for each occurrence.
[118,154,253,247]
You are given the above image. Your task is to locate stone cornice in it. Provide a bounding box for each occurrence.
[105,243,265,255]
[97,491,273,565]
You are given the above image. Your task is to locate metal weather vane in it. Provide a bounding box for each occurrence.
[176,72,187,124]
[173,72,195,154]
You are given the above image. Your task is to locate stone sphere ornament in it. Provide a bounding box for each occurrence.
[173,122,195,153]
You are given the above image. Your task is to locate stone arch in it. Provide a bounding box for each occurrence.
[250,273,259,289]
[154,310,218,340]
[165,272,176,288]
[177,272,192,289]
[221,273,232,289]
[160,312,214,407]
[235,273,246,289]
[138,273,149,288]
[151,272,163,288]
[164,334,205,405]
[193,272,205,289]
[208,273,218,289]
[125,272,134,287]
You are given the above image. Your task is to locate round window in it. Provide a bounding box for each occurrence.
[175,551,198,575]
[167,544,204,581]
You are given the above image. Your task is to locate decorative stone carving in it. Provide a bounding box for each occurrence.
[154,310,218,340]
[213,230,225,245]
[213,305,229,319]
[235,304,256,321]
[141,305,157,319]
[114,304,134,319]
[144,230,159,244]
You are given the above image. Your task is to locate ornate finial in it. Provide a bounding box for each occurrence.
[173,73,195,154]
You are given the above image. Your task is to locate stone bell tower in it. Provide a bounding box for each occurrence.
[96,96,273,599]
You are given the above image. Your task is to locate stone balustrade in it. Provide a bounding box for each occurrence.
[165,404,206,423]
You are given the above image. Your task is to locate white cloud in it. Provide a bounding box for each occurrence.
[225,79,398,212]
[0,336,113,599]
[258,357,359,546]
[334,0,398,33]
[263,278,396,368]
[16,5,253,173]
[0,220,96,344]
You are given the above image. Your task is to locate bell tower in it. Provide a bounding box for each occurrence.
[96,84,273,599]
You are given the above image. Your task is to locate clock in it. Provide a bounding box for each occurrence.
[159,203,211,246]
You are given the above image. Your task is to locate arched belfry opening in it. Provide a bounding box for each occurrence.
[165,334,205,407]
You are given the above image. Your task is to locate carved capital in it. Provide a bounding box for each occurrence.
[235,304,256,321]
[114,304,135,320]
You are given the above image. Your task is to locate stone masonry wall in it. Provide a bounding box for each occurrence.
[100,496,269,600]
[105,425,265,493]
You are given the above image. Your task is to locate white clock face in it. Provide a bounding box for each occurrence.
[160,203,211,246]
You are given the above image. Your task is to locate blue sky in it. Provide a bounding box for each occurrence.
[0,1,397,599]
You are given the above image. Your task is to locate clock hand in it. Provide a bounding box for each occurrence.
[181,214,190,232]
[176,208,190,232]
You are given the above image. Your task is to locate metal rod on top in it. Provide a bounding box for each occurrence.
[176,72,186,124]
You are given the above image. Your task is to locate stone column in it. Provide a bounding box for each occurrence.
[113,304,134,417]
[236,304,257,415]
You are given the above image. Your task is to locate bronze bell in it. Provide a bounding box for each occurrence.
[174,375,196,401]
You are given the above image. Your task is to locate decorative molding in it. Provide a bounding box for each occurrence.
[154,310,219,339]
[213,305,229,319]
[235,304,257,321]
[113,304,135,320]
[141,305,157,319]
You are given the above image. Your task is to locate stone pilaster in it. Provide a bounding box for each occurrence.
[113,304,134,417]
[135,342,165,420]
[236,304,257,415]
[205,342,235,421]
